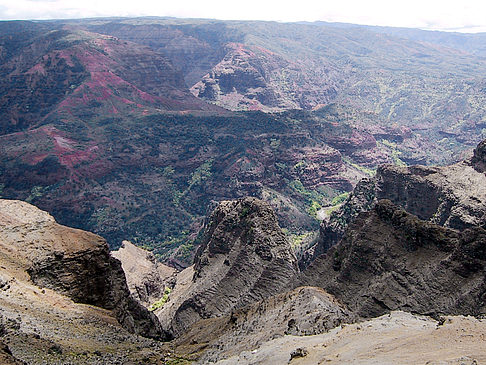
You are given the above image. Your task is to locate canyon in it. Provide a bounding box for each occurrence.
[1,18,486,264]
[1,16,486,364]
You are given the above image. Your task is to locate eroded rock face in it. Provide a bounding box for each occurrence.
[375,162,486,230]
[298,200,486,319]
[191,43,338,112]
[307,139,486,264]
[0,340,24,365]
[157,197,298,337]
[0,199,164,339]
[173,286,352,363]
[112,240,176,307]
[471,139,486,173]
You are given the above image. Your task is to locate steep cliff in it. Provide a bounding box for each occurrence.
[112,240,176,307]
[309,139,486,263]
[157,197,299,337]
[298,199,486,319]
[0,199,163,339]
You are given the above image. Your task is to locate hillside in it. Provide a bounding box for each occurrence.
[80,18,486,151]
[2,18,486,263]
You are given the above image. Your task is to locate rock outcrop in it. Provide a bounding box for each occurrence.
[298,200,486,319]
[0,199,164,339]
[375,162,486,230]
[172,286,352,363]
[471,139,486,173]
[112,240,176,307]
[0,341,24,365]
[308,139,486,263]
[157,197,299,337]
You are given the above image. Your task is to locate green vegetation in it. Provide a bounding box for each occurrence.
[331,192,350,206]
[379,140,407,167]
[162,166,175,177]
[188,159,213,188]
[269,138,280,150]
[240,206,251,218]
[288,231,312,250]
[307,200,322,218]
[342,156,376,176]
[26,185,47,203]
[289,179,326,221]
[148,287,172,311]
[293,160,307,174]
[174,242,194,262]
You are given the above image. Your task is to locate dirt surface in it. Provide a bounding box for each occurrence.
[216,311,486,365]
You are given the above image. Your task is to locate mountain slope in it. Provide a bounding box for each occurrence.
[79,17,486,152]
[0,21,218,136]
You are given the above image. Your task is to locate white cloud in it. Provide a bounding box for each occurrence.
[0,0,485,33]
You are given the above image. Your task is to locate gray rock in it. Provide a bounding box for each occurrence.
[158,197,299,338]
[298,200,486,319]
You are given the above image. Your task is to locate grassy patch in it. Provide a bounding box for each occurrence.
[148,287,172,311]
[342,156,376,176]
[379,140,407,166]
[331,192,349,206]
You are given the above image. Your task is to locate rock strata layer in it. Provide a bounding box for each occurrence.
[298,199,486,319]
[0,199,164,339]
[157,197,298,337]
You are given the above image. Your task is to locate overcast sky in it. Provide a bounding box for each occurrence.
[0,0,485,33]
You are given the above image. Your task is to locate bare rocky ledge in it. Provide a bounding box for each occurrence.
[0,199,164,340]
[157,197,299,338]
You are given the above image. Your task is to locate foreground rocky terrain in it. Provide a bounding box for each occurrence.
[216,311,486,364]
[0,199,167,363]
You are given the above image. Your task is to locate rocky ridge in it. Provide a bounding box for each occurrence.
[156,197,299,337]
[309,139,486,261]
[298,199,486,319]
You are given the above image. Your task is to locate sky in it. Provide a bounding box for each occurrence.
[0,0,485,33]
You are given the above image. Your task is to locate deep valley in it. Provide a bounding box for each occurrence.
[1,15,486,364]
